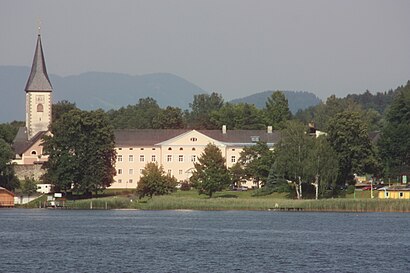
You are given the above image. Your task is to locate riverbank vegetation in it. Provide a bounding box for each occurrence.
[19,189,410,212]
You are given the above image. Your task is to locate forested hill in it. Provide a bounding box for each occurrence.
[0,66,205,122]
[230,90,321,114]
[345,85,405,114]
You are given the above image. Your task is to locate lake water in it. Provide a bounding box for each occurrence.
[0,209,409,273]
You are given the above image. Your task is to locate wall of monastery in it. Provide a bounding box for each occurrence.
[14,164,45,182]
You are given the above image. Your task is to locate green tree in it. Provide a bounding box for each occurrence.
[229,163,246,188]
[108,97,161,129]
[0,123,16,144]
[307,136,339,197]
[211,103,265,130]
[188,92,224,129]
[52,100,78,122]
[238,142,274,188]
[19,177,37,195]
[274,120,314,199]
[0,139,19,191]
[295,95,362,131]
[264,91,292,129]
[190,143,231,197]
[136,162,178,198]
[378,82,410,177]
[328,111,381,185]
[43,109,116,196]
[153,106,186,129]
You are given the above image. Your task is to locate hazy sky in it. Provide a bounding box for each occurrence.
[1,0,410,100]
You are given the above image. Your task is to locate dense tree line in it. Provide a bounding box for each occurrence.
[1,81,408,198]
[378,83,410,178]
[104,91,292,130]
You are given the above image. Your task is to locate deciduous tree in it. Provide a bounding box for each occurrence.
[378,82,410,177]
[328,111,381,185]
[153,106,186,129]
[52,100,77,122]
[188,92,224,129]
[43,109,116,195]
[274,121,313,199]
[190,143,231,197]
[0,139,19,191]
[210,103,265,130]
[238,142,274,188]
[136,162,178,198]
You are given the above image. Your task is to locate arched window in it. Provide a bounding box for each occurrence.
[37,104,44,112]
[31,150,37,155]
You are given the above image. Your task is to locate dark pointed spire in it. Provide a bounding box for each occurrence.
[24,34,52,92]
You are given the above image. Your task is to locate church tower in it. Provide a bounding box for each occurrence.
[25,33,52,139]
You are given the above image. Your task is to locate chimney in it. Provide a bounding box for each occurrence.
[222,125,227,134]
[267,126,272,134]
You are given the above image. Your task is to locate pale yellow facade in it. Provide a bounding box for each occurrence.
[378,189,410,199]
[111,130,252,189]
[26,92,52,139]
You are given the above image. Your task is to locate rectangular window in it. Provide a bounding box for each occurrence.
[140,169,144,174]
[399,192,404,198]
[117,169,122,175]
[167,155,172,162]
[167,169,172,175]
[129,155,133,162]
[129,169,133,175]
[118,155,123,162]
[179,170,183,175]
[179,155,184,162]
[191,155,196,162]
[129,179,133,184]
[231,155,236,163]
[118,179,122,183]
[151,155,156,162]
[140,155,145,162]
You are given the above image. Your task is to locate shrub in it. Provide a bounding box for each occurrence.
[346,185,355,194]
[179,181,191,191]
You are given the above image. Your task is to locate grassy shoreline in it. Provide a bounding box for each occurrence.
[19,190,410,212]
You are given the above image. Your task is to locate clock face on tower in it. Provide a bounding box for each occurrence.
[36,95,45,103]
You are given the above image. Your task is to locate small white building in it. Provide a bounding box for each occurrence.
[36,184,53,194]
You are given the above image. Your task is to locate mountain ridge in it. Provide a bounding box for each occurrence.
[0,65,205,122]
[230,90,321,114]
[0,65,321,122]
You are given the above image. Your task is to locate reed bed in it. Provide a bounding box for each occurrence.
[64,196,132,210]
[300,198,410,212]
[21,191,410,212]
